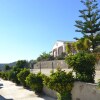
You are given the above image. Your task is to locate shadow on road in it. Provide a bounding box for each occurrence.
[0,83,3,89]
[0,95,13,100]
[36,92,56,100]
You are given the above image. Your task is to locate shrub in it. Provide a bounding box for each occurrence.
[0,72,3,78]
[7,70,15,81]
[9,67,21,84]
[66,52,96,83]
[57,92,72,100]
[37,52,54,61]
[43,69,74,100]
[16,60,29,68]
[0,72,8,80]
[55,52,66,60]
[17,68,30,87]
[4,65,11,71]
[26,72,43,93]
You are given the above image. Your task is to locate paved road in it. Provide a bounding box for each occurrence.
[0,79,56,100]
[31,68,100,83]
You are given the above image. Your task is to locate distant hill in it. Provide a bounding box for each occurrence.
[0,62,16,71]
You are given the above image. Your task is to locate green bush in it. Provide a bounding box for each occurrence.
[7,70,15,81]
[16,60,29,68]
[55,52,66,60]
[43,69,74,100]
[66,52,96,83]
[9,67,21,84]
[0,72,3,79]
[57,92,72,100]
[17,68,30,87]
[37,52,54,61]
[0,72,8,80]
[4,65,11,71]
[26,72,43,93]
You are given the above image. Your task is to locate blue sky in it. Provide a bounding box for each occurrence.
[0,0,100,63]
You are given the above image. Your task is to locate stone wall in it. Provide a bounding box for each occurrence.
[34,60,69,69]
[43,82,100,100]
[33,60,100,70]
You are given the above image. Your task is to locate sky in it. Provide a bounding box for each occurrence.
[0,0,100,63]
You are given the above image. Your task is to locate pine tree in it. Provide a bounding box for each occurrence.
[75,0,100,50]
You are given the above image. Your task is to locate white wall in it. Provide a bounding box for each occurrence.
[43,82,100,100]
[52,41,65,57]
[72,82,100,100]
[52,41,64,50]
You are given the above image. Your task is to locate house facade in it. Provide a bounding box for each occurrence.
[52,40,74,57]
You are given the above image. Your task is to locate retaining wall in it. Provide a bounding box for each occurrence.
[33,60,100,70]
[43,82,100,100]
[34,60,69,69]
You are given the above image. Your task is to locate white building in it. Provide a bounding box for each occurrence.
[52,40,74,57]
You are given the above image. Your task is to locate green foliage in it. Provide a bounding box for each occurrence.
[9,67,21,84]
[43,69,74,100]
[17,68,30,87]
[7,70,15,81]
[57,92,71,100]
[26,72,43,93]
[66,42,76,55]
[4,65,11,71]
[0,62,29,85]
[75,40,83,51]
[75,0,100,50]
[75,38,91,52]
[37,52,54,61]
[55,52,66,60]
[0,71,8,80]
[66,38,92,54]
[66,52,96,83]
[16,60,29,69]
[7,66,28,85]
[66,43,72,53]
[84,38,91,50]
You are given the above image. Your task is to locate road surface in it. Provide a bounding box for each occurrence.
[0,78,56,100]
